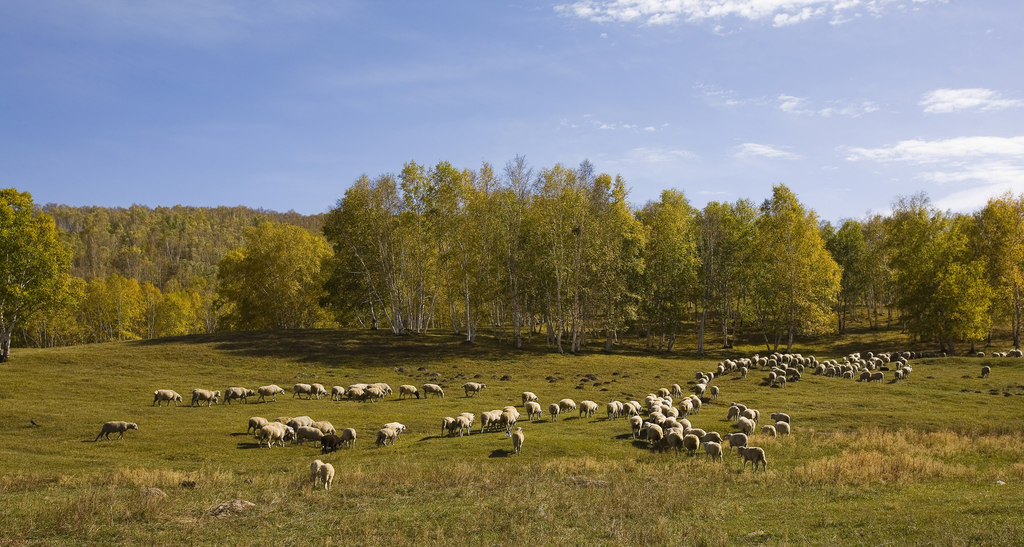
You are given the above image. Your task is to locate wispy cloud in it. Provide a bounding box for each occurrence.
[555,0,944,28]
[845,136,1024,163]
[777,94,878,117]
[735,143,803,160]
[920,88,1023,114]
[626,147,699,162]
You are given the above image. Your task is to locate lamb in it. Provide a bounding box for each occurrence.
[525,401,543,422]
[152,389,182,407]
[682,433,701,456]
[738,446,767,472]
[981,366,991,378]
[510,427,525,455]
[247,417,269,436]
[331,386,347,401]
[295,426,325,446]
[770,412,791,424]
[579,400,599,418]
[423,383,445,398]
[310,460,335,490]
[558,398,578,413]
[293,383,313,399]
[548,402,561,423]
[190,389,220,407]
[224,387,255,404]
[320,434,342,453]
[257,385,286,403]
[94,421,138,441]
[310,383,328,400]
[775,421,791,435]
[522,391,539,405]
[761,425,777,437]
[399,385,420,399]
[340,428,357,449]
[704,441,723,463]
[463,382,486,397]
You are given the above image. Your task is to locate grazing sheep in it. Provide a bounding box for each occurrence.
[605,401,621,420]
[726,405,740,421]
[288,416,315,430]
[423,383,445,398]
[558,398,578,413]
[371,383,393,397]
[479,410,500,433]
[312,421,336,436]
[362,386,386,403]
[94,421,138,441]
[671,384,683,397]
[525,401,543,422]
[295,426,325,446]
[725,432,748,452]
[704,441,723,463]
[522,392,539,405]
[293,383,313,399]
[708,385,719,400]
[190,389,220,407]
[700,431,723,445]
[320,434,342,454]
[224,387,255,405]
[579,400,599,418]
[450,415,473,437]
[499,409,518,435]
[870,371,884,383]
[247,417,269,436]
[776,376,787,389]
[152,389,182,407]
[274,416,292,425]
[741,408,759,423]
[459,412,477,430]
[629,415,643,439]
[399,385,420,399]
[441,417,456,437]
[331,386,347,401]
[682,433,701,456]
[340,428,357,449]
[258,423,294,448]
[624,401,642,416]
[770,412,791,424]
[257,385,286,403]
[549,402,561,423]
[761,425,777,437]
[737,417,756,436]
[310,383,328,400]
[644,423,664,446]
[510,427,525,455]
[981,366,991,378]
[383,422,407,441]
[375,426,398,447]
[463,382,486,397]
[346,386,365,401]
[775,421,791,435]
[738,446,767,472]
[663,430,685,453]
[859,370,872,382]
[310,460,335,490]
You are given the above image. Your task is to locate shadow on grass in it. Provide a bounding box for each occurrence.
[236,442,263,450]
[488,449,512,458]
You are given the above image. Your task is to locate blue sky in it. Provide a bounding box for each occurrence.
[2,0,1021,223]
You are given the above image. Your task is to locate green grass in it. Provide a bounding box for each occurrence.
[2,326,1023,545]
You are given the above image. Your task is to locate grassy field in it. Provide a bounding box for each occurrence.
[1,327,1023,546]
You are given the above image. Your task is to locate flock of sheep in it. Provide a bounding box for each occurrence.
[94,348,1014,488]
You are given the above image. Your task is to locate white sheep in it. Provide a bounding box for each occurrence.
[682,433,701,456]
[423,383,445,398]
[870,371,884,383]
[375,426,398,447]
[383,422,407,442]
[463,382,486,397]
[708,385,719,400]
[257,385,286,403]
[310,383,328,400]
[331,386,347,401]
[288,416,315,430]
[510,427,525,455]
[981,366,991,378]
[399,385,420,399]
[362,386,387,403]
[671,384,683,397]
[247,417,269,436]
[312,420,336,436]
[224,387,254,404]
[548,402,561,423]
[775,421,791,435]
[579,400,599,418]
[499,409,518,435]
[346,386,365,401]
[293,383,313,399]
[525,401,543,422]
[644,423,664,445]
[761,425,777,437]
[558,398,577,413]
[700,431,723,445]
[770,412,791,424]
[94,421,138,441]
[340,427,357,448]
[152,389,182,407]
[295,426,325,446]
[521,391,539,405]
[739,446,767,472]
[737,416,756,436]
[725,432,747,452]
[450,415,472,437]
[258,423,294,448]
[704,441,723,463]
[190,389,220,407]
[664,430,685,453]
[441,417,456,437]
[371,383,393,397]
[310,459,335,490]
[629,415,643,439]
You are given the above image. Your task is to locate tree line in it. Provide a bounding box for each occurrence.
[2,159,1022,361]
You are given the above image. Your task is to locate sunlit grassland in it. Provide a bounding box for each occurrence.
[1,326,1023,545]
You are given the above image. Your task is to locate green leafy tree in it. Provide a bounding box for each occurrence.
[975,192,1024,349]
[750,184,840,352]
[217,221,332,330]
[0,189,74,361]
[823,219,868,334]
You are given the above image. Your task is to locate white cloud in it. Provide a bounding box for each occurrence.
[920,88,1023,114]
[845,136,1024,163]
[735,143,803,160]
[626,147,699,162]
[644,126,655,131]
[554,0,944,27]
[778,94,811,114]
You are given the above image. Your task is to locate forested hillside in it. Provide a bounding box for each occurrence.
[7,157,1024,356]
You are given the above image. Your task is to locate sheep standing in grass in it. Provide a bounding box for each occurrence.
[153,390,182,407]
[704,441,723,463]
[870,371,884,383]
[423,383,445,398]
[775,421,791,435]
[737,417,756,436]
[499,409,518,435]
[224,387,254,404]
[399,385,420,399]
[981,366,991,378]
[248,417,269,436]
[257,385,286,403]
[522,392,539,405]
[708,386,719,400]
[525,401,543,422]
[295,426,325,446]
[331,386,347,401]
[293,383,313,399]
[629,416,643,439]
[606,401,622,420]
[450,415,472,437]
[383,422,407,442]
[739,446,767,472]
[310,384,328,400]
[340,428,357,449]
[288,416,315,430]
[761,425,777,437]
[312,421,336,436]
[725,432,748,452]
[94,421,138,441]
[190,389,220,407]
[375,426,398,447]
[770,412,790,424]
[548,403,561,423]
[509,427,525,455]
[310,460,335,490]
[258,423,293,448]
[558,398,578,414]
[320,435,342,454]
[682,434,701,456]
[463,382,486,397]
[579,400,599,418]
